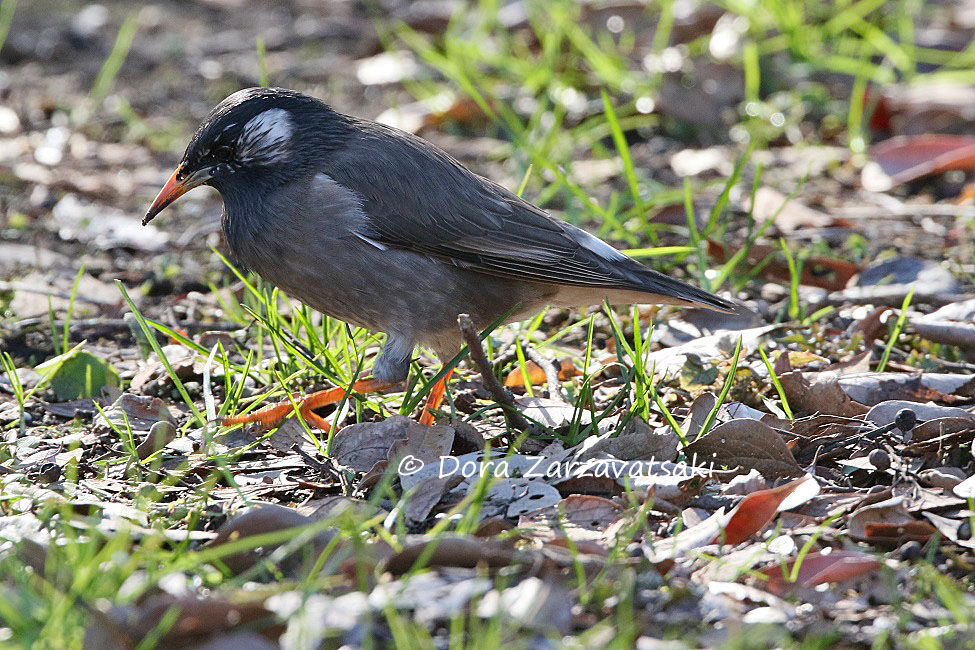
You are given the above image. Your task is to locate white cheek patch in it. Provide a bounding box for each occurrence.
[237,108,293,163]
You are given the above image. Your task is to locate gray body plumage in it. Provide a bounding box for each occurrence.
[173,88,734,383]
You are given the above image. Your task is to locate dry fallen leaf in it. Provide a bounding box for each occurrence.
[393,420,455,490]
[333,415,452,474]
[914,298,975,350]
[381,534,517,575]
[867,401,974,428]
[716,475,820,546]
[93,393,176,433]
[863,134,975,192]
[581,417,679,462]
[515,396,592,428]
[707,239,860,291]
[757,550,884,596]
[847,496,929,544]
[207,504,336,576]
[684,419,804,479]
[748,187,838,233]
[642,507,733,564]
[837,372,975,406]
[923,512,975,549]
[519,495,623,548]
[504,359,581,389]
[83,594,280,650]
[775,353,869,418]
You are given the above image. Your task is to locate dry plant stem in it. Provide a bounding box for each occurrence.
[524,346,564,401]
[457,313,530,432]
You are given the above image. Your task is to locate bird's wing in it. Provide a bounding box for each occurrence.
[328,121,732,309]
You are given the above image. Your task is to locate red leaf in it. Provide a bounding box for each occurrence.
[758,550,883,595]
[866,134,975,190]
[713,475,817,546]
[707,240,860,291]
[863,520,937,545]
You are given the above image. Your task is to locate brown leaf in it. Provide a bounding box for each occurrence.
[265,418,318,454]
[93,393,176,433]
[474,517,514,537]
[382,534,517,575]
[84,595,280,650]
[332,415,452,474]
[403,476,461,526]
[864,134,975,191]
[519,495,623,548]
[297,496,384,522]
[681,392,717,441]
[716,475,819,546]
[584,417,679,462]
[392,419,455,490]
[757,550,883,596]
[135,420,177,460]
[207,504,336,575]
[504,359,581,389]
[707,240,859,291]
[775,354,869,418]
[684,419,803,479]
[847,496,919,543]
[862,521,937,545]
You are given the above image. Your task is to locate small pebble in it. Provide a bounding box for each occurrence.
[958,520,972,541]
[894,408,917,433]
[868,448,891,472]
[897,540,923,561]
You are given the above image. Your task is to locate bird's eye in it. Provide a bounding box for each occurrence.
[212,145,234,162]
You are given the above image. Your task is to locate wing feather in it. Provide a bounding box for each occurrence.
[322,120,733,311]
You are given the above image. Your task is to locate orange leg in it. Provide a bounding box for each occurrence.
[222,377,396,431]
[418,369,454,425]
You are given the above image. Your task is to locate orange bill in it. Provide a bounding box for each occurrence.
[144,165,211,224]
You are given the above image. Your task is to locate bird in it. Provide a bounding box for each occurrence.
[144,87,734,431]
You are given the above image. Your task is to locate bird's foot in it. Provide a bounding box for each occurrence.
[222,377,396,432]
[222,372,454,431]
[418,369,453,425]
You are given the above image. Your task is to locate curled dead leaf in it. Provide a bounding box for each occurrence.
[757,550,883,596]
[504,359,581,389]
[715,475,820,546]
[775,353,869,418]
[382,534,517,575]
[864,134,975,192]
[684,419,803,479]
[707,239,859,291]
[83,594,280,650]
[207,504,337,576]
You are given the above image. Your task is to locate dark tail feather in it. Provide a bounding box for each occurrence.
[632,268,737,313]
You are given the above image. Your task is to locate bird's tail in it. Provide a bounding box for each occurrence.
[627,267,737,313]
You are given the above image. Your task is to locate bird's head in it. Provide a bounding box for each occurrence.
[144,87,347,224]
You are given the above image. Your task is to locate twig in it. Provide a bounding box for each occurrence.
[13,317,242,333]
[457,314,529,432]
[821,287,973,308]
[524,346,563,401]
